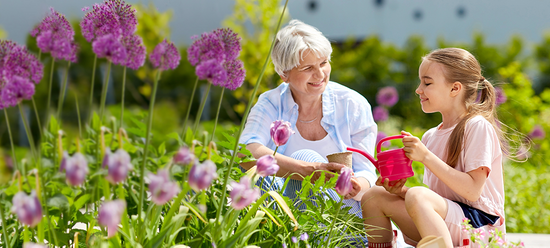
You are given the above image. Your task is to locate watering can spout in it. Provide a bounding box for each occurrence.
[346,147,378,168]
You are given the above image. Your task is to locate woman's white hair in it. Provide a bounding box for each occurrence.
[271,19,332,77]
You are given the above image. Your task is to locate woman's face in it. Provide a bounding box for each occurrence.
[416,60,455,114]
[281,50,331,102]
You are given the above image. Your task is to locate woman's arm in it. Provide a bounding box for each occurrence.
[246,143,345,181]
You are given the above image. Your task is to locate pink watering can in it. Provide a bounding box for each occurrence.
[347,135,414,182]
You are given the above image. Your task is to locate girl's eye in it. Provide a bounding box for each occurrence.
[424,83,431,86]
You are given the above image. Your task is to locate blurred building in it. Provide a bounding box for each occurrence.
[1,0,550,47]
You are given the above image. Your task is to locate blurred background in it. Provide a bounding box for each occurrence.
[1,0,549,235]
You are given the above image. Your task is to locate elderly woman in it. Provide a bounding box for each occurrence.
[240,19,377,211]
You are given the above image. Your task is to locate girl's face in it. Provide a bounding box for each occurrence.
[416,60,455,114]
[281,50,331,102]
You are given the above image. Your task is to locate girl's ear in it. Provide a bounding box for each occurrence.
[450,81,462,97]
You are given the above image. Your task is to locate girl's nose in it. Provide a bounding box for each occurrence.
[415,85,422,95]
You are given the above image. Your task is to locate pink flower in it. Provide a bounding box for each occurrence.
[376,86,399,107]
[188,160,218,191]
[256,155,279,177]
[373,106,388,122]
[229,176,260,210]
[495,87,507,105]
[173,146,194,165]
[62,152,89,186]
[104,149,133,184]
[98,200,126,238]
[473,228,485,240]
[529,125,545,139]
[335,167,353,196]
[11,191,43,227]
[147,169,180,205]
[376,131,390,147]
[270,120,294,147]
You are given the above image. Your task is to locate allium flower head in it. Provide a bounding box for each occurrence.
[229,176,260,210]
[11,190,43,227]
[62,152,89,186]
[150,39,181,71]
[98,199,126,238]
[81,3,121,42]
[92,34,127,65]
[222,59,245,90]
[256,155,279,177]
[495,87,507,105]
[0,76,35,109]
[213,28,241,61]
[121,34,146,70]
[376,86,399,107]
[373,106,388,122]
[270,120,294,147]
[335,167,353,196]
[196,58,227,85]
[1,43,43,84]
[147,169,180,205]
[529,125,545,139]
[376,131,390,148]
[187,32,225,67]
[173,146,194,165]
[31,8,78,62]
[104,0,137,37]
[188,159,218,191]
[104,149,133,184]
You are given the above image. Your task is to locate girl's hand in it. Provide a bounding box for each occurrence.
[375,176,407,198]
[401,130,430,163]
[344,177,361,199]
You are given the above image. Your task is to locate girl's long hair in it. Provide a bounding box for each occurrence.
[423,48,525,167]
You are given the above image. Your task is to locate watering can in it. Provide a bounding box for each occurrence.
[347,135,413,182]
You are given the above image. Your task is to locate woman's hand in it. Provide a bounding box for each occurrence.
[344,177,362,199]
[376,176,408,198]
[401,130,430,163]
[304,161,345,183]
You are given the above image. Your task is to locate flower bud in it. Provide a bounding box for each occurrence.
[148,169,180,205]
[229,176,260,210]
[335,167,353,196]
[105,149,133,184]
[11,190,43,227]
[256,155,279,177]
[98,199,126,238]
[188,160,218,191]
[63,152,89,186]
[173,146,194,165]
[270,120,294,147]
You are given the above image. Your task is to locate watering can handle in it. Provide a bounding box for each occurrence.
[377,135,406,154]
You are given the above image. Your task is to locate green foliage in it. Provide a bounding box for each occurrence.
[0,25,6,39]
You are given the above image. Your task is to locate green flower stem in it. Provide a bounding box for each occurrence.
[160,183,190,233]
[210,87,224,143]
[192,82,211,137]
[120,66,127,128]
[31,97,43,139]
[56,60,71,119]
[87,55,98,124]
[215,0,289,224]
[75,93,82,138]
[181,76,199,141]
[0,194,10,248]
[99,61,112,122]
[46,58,55,114]
[3,109,18,175]
[138,69,162,228]
[18,103,37,159]
[325,196,344,246]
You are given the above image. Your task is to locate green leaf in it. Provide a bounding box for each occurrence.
[184,127,194,145]
[166,132,183,143]
[73,194,91,211]
[143,223,174,248]
[158,142,166,156]
[47,193,70,212]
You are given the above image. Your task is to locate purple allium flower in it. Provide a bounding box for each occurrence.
[103,0,138,37]
[213,28,241,61]
[222,59,245,90]
[334,167,353,196]
[0,76,35,109]
[376,86,399,107]
[147,169,180,205]
[196,58,227,85]
[1,43,43,85]
[229,176,260,210]
[188,159,218,191]
[373,106,388,122]
[256,155,279,177]
[300,233,309,241]
[80,3,121,42]
[59,151,69,172]
[495,87,507,105]
[120,34,146,70]
[150,39,181,71]
[173,146,194,165]
[23,243,47,248]
[31,8,78,62]
[98,199,126,238]
[62,152,89,186]
[529,125,545,139]
[92,34,127,65]
[104,149,133,184]
[291,236,298,243]
[187,32,225,67]
[11,190,43,227]
[270,120,294,147]
[376,131,390,148]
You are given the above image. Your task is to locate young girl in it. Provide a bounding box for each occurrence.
[362,48,508,247]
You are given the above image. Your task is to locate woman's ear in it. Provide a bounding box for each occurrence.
[450,81,462,97]
[280,73,288,83]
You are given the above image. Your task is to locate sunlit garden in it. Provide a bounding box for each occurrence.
[0,0,549,247]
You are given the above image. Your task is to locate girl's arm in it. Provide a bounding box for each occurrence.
[401,131,488,202]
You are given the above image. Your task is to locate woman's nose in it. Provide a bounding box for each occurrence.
[314,67,324,80]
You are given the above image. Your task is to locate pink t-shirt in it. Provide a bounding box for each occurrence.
[422,115,505,228]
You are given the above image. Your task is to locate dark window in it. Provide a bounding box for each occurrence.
[457,6,466,18]
[374,0,385,8]
[308,0,318,12]
[413,9,423,21]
